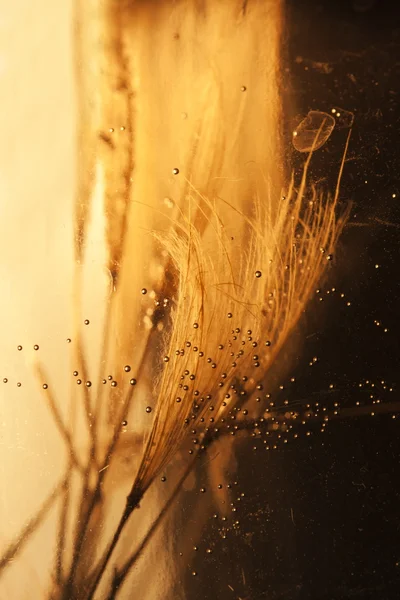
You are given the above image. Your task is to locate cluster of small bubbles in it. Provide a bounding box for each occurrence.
[84,319,90,325]
[33,344,39,351]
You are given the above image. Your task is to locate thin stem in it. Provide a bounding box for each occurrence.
[0,474,67,573]
[108,454,198,599]
[86,487,143,600]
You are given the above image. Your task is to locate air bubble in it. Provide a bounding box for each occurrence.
[292,110,335,152]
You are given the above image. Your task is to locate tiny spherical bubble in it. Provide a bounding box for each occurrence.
[146,406,152,413]
[108,375,113,380]
[163,356,170,363]
[141,288,147,295]
[265,340,271,347]
[17,382,21,387]
[227,312,233,319]
[327,254,333,261]
[122,420,128,426]
[200,487,206,493]
[111,381,117,387]
[66,338,71,343]
[86,381,92,388]
[130,378,137,385]
[241,85,247,92]
[73,371,78,377]
[43,383,48,389]
[102,379,107,384]
[192,571,197,577]
[33,344,39,351]
[193,322,199,329]
[17,345,22,351]
[172,167,179,175]
[124,365,131,372]
[161,476,166,482]
[84,319,90,325]
[77,379,82,385]
[255,270,262,278]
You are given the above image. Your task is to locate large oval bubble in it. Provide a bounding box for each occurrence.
[292,110,336,152]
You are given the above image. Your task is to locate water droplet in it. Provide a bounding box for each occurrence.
[292,110,335,152]
[66,338,71,343]
[33,344,39,351]
[111,381,117,387]
[124,365,131,372]
[255,270,262,278]
[3,378,7,383]
[163,197,174,209]
[141,288,147,295]
[161,476,167,482]
[17,382,21,387]
[130,378,137,386]
[146,406,152,413]
[77,379,82,385]
[172,167,179,175]
[241,85,247,92]
[122,420,128,426]
[86,381,92,387]
[73,371,78,377]
[84,319,90,325]
[17,345,22,351]
[43,383,48,390]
